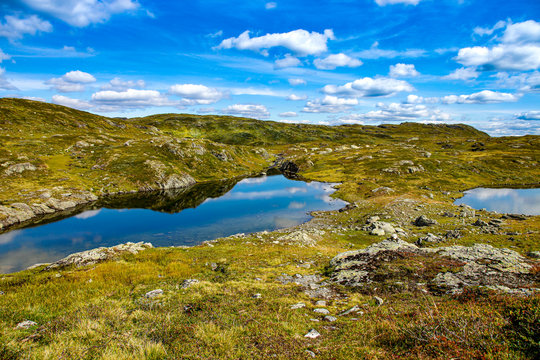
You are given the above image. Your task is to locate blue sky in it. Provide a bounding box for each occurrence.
[0,0,539,136]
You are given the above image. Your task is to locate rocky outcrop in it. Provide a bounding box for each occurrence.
[144,160,196,190]
[330,238,539,295]
[4,162,37,176]
[44,242,153,270]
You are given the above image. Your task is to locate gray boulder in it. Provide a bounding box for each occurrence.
[414,215,438,226]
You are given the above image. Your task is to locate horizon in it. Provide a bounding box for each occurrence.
[0,0,539,136]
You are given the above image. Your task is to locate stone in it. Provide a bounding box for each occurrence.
[473,219,488,227]
[181,279,199,288]
[324,316,337,322]
[5,162,37,176]
[304,329,321,339]
[313,308,330,315]
[528,251,540,259]
[45,242,153,270]
[364,220,397,236]
[252,293,262,299]
[339,305,361,316]
[16,320,37,329]
[315,300,327,307]
[374,296,384,306]
[416,233,442,246]
[414,215,438,227]
[290,303,306,310]
[305,350,316,358]
[145,289,163,298]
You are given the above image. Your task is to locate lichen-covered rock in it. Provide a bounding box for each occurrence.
[277,230,322,247]
[44,242,153,270]
[5,162,37,176]
[414,215,438,226]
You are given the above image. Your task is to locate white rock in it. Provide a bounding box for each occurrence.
[304,329,321,339]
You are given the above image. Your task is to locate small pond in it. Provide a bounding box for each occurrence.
[0,175,346,273]
[454,187,540,215]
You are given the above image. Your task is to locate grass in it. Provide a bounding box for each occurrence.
[0,98,539,359]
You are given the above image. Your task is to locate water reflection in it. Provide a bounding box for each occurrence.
[0,175,345,273]
[454,187,540,215]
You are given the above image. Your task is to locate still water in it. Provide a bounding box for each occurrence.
[454,187,540,215]
[0,175,345,273]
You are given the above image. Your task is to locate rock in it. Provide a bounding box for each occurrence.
[145,289,163,298]
[304,329,321,339]
[314,308,330,315]
[305,350,316,358]
[416,233,442,246]
[445,230,462,239]
[528,251,540,259]
[315,300,326,307]
[371,187,394,195]
[414,215,438,227]
[364,220,397,236]
[45,242,153,270]
[339,203,358,212]
[5,162,37,176]
[324,316,337,322]
[16,320,37,329]
[181,279,199,288]
[339,305,361,316]
[374,296,384,306]
[290,303,306,310]
[473,219,488,227]
[397,160,414,166]
[502,214,528,220]
[277,230,320,247]
[252,293,262,299]
[75,140,90,148]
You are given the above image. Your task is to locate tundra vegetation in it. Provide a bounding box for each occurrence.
[0,98,539,359]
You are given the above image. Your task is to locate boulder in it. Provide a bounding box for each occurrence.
[5,163,37,176]
[414,215,438,226]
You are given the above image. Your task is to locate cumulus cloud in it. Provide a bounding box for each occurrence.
[456,20,540,71]
[441,90,519,104]
[274,54,301,69]
[287,94,307,101]
[222,104,270,119]
[21,0,139,27]
[0,15,52,40]
[46,70,96,92]
[375,0,421,5]
[516,111,540,120]
[101,77,145,91]
[302,95,358,113]
[288,78,306,86]
[52,94,92,110]
[0,49,11,63]
[354,41,426,59]
[338,102,451,124]
[314,53,362,70]
[0,67,17,90]
[442,67,479,81]
[169,84,224,105]
[216,29,335,56]
[322,77,413,98]
[494,71,540,92]
[389,63,419,77]
[279,111,298,117]
[91,89,175,110]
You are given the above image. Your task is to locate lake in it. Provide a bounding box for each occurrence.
[0,175,346,273]
[454,187,540,215]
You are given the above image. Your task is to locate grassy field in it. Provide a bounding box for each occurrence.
[0,98,539,359]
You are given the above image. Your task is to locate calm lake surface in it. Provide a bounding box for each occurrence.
[454,187,540,215]
[0,175,346,273]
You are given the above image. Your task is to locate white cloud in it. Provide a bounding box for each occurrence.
[0,67,17,90]
[456,20,540,71]
[302,95,358,113]
[91,89,175,110]
[375,0,421,5]
[207,30,223,38]
[169,84,223,105]
[441,90,519,104]
[216,29,335,56]
[473,20,506,37]
[101,77,145,91]
[287,94,307,101]
[265,2,277,9]
[389,63,419,77]
[314,53,362,70]
[322,77,413,98]
[279,111,298,117]
[501,20,540,44]
[21,0,139,27]
[516,111,540,120]
[52,94,92,110]
[274,54,301,69]
[442,67,479,81]
[0,15,52,40]
[288,78,306,86]
[222,104,270,119]
[46,70,96,92]
[0,49,11,63]
[354,41,426,59]
[339,102,451,124]
[494,71,540,92]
